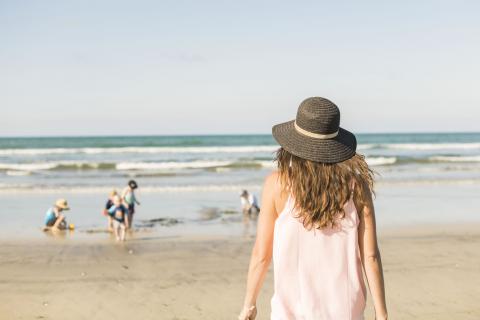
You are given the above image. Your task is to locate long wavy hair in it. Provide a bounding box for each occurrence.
[275,147,375,230]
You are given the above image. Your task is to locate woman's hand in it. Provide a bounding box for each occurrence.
[375,313,388,320]
[238,305,257,320]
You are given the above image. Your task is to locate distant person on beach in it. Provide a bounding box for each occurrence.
[103,190,118,231]
[44,199,70,230]
[122,180,140,229]
[239,98,387,320]
[240,190,260,218]
[107,195,129,241]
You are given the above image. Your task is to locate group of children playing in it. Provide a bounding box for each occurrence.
[103,180,140,241]
[44,182,260,242]
[43,180,140,242]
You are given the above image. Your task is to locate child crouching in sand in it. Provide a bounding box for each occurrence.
[107,195,129,241]
[44,199,70,230]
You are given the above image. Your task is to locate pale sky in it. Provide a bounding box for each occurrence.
[1,1,479,136]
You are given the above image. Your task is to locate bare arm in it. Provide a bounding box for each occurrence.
[356,189,388,320]
[239,173,278,320]
[121,188,128,203]
[52,214,65,229]
[134,193,140,205]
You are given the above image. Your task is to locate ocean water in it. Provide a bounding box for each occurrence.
[1,133,480,239]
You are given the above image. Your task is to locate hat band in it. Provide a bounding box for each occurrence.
[294,121,339,139]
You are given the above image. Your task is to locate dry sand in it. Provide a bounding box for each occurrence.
[1,225,479,320]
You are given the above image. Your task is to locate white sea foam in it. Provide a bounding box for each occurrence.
[0,161,104,171]
[3,142,479,156]
[0,145,280,156]
[357,144,376,150]
[2,178,480,194]
[256,161,275,168]
[382,143,480,150]
[6,170,31,176]
[0,160,272,172]
[429,155,480,163]
[2,155,478,174]
[116,161,233,170]
[365,157,397,166]
[0,184,263,194]
[0,163,58,171]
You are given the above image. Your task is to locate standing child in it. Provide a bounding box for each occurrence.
[103,190,118,231]
[107,195,129,241]
[44,199,70,230]
[122,180,140,229]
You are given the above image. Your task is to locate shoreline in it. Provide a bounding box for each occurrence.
[2,220,480,243]
[1,224,480,319]
[2,181,480,242]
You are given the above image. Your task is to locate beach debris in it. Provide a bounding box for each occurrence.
[83,229,111,234]
[42,302,48,307]
[122,265,129,270]
[128,249,134,255]
[81,272,87,277]
[221,209,238,215]
[198,207,222,221]
[138,217,181,227]
[198,207,241,222]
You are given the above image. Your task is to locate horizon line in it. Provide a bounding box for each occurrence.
[1,131,480,139]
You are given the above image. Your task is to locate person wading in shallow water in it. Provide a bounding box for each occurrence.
[107,195,129,241]
[122,180,140,229]
[240,190,260,218]
[103,189,118,232]
[239,97,387,320]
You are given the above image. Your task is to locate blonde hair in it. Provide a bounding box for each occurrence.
[110,190,118,197]
[275,148,375,230]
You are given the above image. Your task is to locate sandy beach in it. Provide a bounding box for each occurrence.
[3,0,480,317]
[1,224,479,320]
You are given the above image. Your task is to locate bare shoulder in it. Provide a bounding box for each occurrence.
[264,170,280,186]
[260,171,280,202]
[264,171,283,195]
[353,178,375,219]
[263,171,289,216]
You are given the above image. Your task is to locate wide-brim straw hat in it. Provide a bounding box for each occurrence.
[272,97,357,163]
[55,198,70,210]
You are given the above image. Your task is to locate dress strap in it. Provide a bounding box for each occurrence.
[350,180,356,199]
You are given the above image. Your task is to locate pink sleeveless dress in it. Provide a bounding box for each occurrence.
[271,188,366,320]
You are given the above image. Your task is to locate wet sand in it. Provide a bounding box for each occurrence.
[0,225,479,320]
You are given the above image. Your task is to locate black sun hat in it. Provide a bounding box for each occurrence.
[272,97,357,164]
[128,180,138,189]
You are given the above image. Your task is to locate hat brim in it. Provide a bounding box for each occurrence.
[272,120,357,163]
